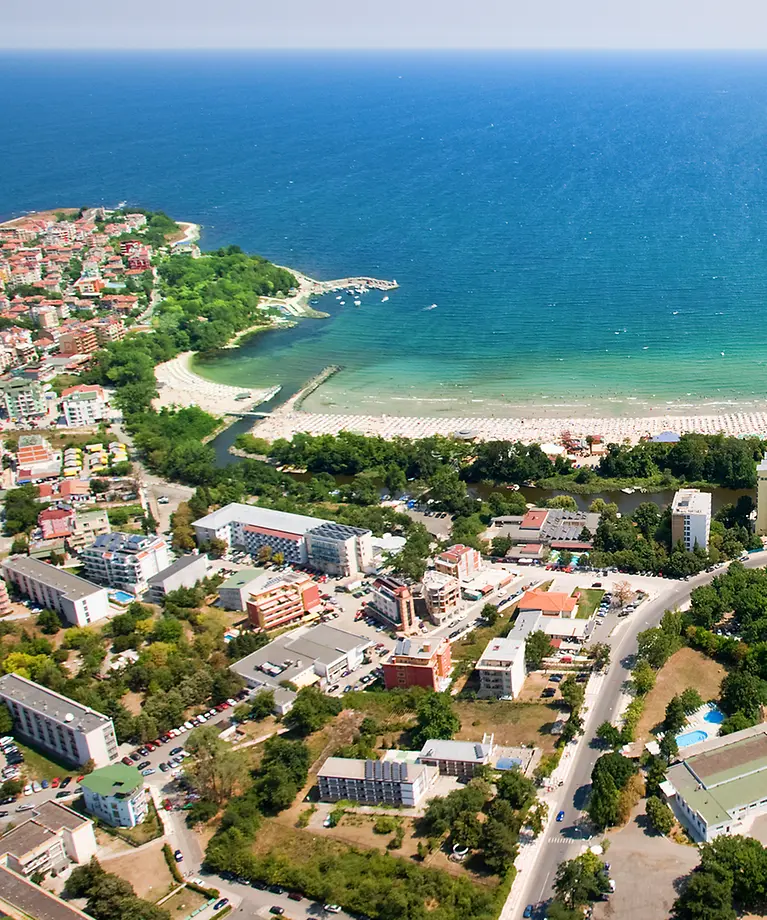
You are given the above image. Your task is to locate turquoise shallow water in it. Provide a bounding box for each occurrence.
[5,52,767,417]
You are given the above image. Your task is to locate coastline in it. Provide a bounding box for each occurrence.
[154,351,279,415]
[249,401,767,445]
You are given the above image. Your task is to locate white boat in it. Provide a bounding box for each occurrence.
[620,487,635,494]
[354,300,362,306]
[381,296,389,303]
[339,300,346,305]
[336,295,342,300]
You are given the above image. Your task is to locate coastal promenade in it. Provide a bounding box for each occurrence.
[251,406,767,444]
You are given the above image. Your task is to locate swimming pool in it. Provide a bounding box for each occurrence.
[677,729,708,748]
[704,707,725,725]
[110,590,135,605]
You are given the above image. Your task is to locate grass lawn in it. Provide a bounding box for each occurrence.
[110,799,164,845]
[451,615,515,663]
[574,588,605,619]
[159,887,209,916]
[454,700,559,751]
[16,742,75,782]
[636,647,726,741]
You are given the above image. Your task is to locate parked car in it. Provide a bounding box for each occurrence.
[159,763,170,772]
[269,908,284,916]
[288,893,302,902]
[324,905,342,914]
[56,790,72,799]
[173,849,183,862]
[137,761,151,770]
[60,777,72,788]
[214,899,229,910]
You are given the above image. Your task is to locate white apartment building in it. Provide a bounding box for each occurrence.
[146,554,208,603]
[2,555,109,627]
[0,674,118,768]
[435,544,483,581]
[476,636,527,699]
[304,522,374,576]
[60,384,107,427]
[0,801,96,878]
[81,532,171,594]
[192,503,330,564]
[317,757,438,807]
[671,488,712,551]
[80,765,148,828]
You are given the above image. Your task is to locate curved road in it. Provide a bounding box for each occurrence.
[507,552,767,919]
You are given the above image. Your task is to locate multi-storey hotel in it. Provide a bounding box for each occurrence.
[246,570,322,631]
[81,532,171,594]
[317,757,437,807]
[0,674,118,767]
[2,555,109,627]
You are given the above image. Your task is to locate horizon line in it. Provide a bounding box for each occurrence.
[4,46,767,53]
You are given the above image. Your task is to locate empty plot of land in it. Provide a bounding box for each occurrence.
[636,648,725,741]
[454,701,559,751]
[100,840,175,902]
[159,886,209,917]
[593,800,699,920]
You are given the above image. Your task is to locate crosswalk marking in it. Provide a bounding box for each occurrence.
[547,835,585,845]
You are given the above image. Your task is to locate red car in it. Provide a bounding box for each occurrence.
[145,743,156,752]
[122,756,134,766]
[51,777,60,788]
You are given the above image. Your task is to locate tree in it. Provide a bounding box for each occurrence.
[645,795,675,835]
[249,689,275,720]
[679,687,704,714]
[596,721,622,749]
[720,670,767,721]
[525,630,554,668]
[412,692,460,747]
[632,659,657,696]
[526,800,549,837]
[613,580,634,607]
[632,502,661,538]
[491,535,512,558]
[658,732,679,764]
[272,551,285,566]
[496,768,536,810]
[663,696,687,736]
[480,817,519,875]
[588,642,610,670]
[588,771,621,829]
[36,609,62,635]
[558,549,573,567]
[257,545,273,564]
[452,811,482,849]
[184,725,248,804]
[560,675,585,714]
[283,686,342,736]
[547,495,578,511]
[207,537,227,559]
[1,778,23,797]
[554,851,610,909]
[671,869,736,920]
[481,602,498,626]
[4,485,42,535]
[0,703,12,735]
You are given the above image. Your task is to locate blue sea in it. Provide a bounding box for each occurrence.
[4,51,767,417]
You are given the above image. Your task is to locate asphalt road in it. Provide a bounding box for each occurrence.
[509,551,767,918]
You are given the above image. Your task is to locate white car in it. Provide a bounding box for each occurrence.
[31,782,42,793]
[184,721,194,730]
[23,784,32,796]
[323,905,342,914]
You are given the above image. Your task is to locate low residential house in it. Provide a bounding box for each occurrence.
[508,610,590,644]
[0,801,96,878]
[517,589,578,619]
[80,764,148,828]
[317,757,438,807]
[418,735,495,778]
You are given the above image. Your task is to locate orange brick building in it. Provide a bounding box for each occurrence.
[382,636,452,691]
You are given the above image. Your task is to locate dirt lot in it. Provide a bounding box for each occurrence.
[636,647,726,741]
[516,671,564,704]
[100,839,175,902]
[593,799,699,920]
[454,700,559,752]
[159,886,208,917]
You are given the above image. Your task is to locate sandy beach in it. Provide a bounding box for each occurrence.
[251,403,767,445]
[154,352,278,415]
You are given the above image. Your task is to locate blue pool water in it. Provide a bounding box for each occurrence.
[677,729,708,748]
[704,708,725,725]
[110,591,135,605]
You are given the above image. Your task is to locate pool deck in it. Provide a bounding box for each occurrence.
[676,703,724,748]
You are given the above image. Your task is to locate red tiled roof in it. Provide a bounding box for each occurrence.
[521,510,548,529]
[518,589,577,615]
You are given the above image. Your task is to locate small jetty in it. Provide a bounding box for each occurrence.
[309,276,398,295]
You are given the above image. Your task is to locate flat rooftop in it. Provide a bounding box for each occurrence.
[2,555,105,602]
[193,502,329,536]
[419,739,491,764]
[672,489,712,515]
[0,865,93,920]
[220,568,264,590]
[0,673,112,734]
[667,723,767,827]
[477,635,525,664]
[147,554,205,585]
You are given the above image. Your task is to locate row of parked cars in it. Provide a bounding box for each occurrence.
[120,698,241,766]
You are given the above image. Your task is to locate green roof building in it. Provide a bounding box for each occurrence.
[218,567,265,611]
[79,764,148,828]
[664,723,767,841]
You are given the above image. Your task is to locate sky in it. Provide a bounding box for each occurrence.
[4,0,767,50]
